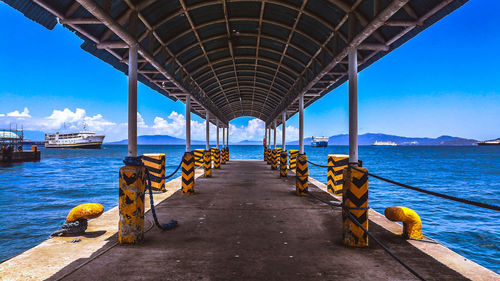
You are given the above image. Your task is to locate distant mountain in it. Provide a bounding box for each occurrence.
[237,140,262,145]
[107,135,205,145]
[287,133,478,146]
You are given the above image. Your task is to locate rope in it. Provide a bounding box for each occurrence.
[161,159,183,180]
[349,165,500,212]
[307,160,329,168]
[303,189,426,281]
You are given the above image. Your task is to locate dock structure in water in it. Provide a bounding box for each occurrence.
[2,0,499,280]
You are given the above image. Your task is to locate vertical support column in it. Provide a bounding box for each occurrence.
[273,121,277,149]
[298,93,304,154]
[226,125,229,162]
[185,95,191,152]
[127,44,138,157]
[342,166,368,247]
[280,112,287,177]
[205,112,209,151]
[282,112,286,151]
[204,112,212,177]
[348,14,358,165]
[221,127,227,165]
[264,127,268,161]
[216,120,219,149]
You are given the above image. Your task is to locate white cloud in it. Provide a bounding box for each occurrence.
[7,107,31,118]
[0,107,299,143]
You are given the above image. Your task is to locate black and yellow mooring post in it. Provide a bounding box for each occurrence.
[295,154,308,195]
[211,148,221,169]
[271,149,278,170]
[289,150,298,171]
[226,146,229,162]
[142,153,166,192]
[193,149,204,167]
[280,150,287,177]
[342,166,369,247]
[221,148,227,164]
[327,154,349,196]
[263,148,267,161]
[266,148,272,165]
[181,152,195,194]
[203,150,212,177]
[119,163,145,244]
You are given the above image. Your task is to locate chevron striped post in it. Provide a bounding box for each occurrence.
[193,149,204,167]
[263,148,267,161]
[342,166,369,247]
[221,148,227,164]
[327,155,349,196]
[142,153,166,192]
[266,148,272,165]
[119,165,145,244]
[289,150,298,171]
[203,150,212,177]
[295,154,308,195]
[271,149,278,170]
[280,151,287,177]
[213,148,221,169]
[225,147,229,162]
[181,152,195,194]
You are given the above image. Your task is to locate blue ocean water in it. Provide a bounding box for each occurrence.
[0,145,498,273]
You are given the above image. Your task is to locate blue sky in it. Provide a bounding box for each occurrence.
[0,1,499,142]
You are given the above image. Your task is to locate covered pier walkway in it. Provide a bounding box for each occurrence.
[48,160,465,281]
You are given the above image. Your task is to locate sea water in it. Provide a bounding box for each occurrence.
[0,145,498,273]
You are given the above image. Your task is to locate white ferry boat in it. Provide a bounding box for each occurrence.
[372,140,397,146]
[45,129,105,149]
[311,136,329,147]
[477,139,500,146]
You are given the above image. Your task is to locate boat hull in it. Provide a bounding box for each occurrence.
[311,142,328,147]
[477,142,500,146]
[45,142,103,149]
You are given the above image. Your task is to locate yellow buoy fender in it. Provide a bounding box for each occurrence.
[384,206,423,239]
[66,203,104,223]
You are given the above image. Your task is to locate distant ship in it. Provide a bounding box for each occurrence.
[45,126,105,149]
[477,139,500,146]
[372,140,397,146]
[311,136,329,147]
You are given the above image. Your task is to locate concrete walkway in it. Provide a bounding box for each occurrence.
[50,160,467,281]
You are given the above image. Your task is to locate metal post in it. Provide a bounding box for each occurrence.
[348,47,358,164]
[216,120,219,149]
[127,44,138,157]
[282,112,286,150]
[185,95,191,152]
[299,93,304,154]
[205,112,209,150]
[273,121,277,149]
[223,126,226,147]
[226,125,229,146]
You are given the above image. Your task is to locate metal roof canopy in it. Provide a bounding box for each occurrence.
[5,0,467,126]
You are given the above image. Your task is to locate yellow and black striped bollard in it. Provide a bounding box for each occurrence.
[295,154,308,195]
[119,165,145,244]
[142,153,166,192]
[203,150,212,177]
[327,154,349,196]
[181,152,195,194]
[263,148,267,161]
[342,166,369,247]
[280,150,287,177]
[226,147,229,162]
[193,149,204,167]
[212,148,221,169]
[271,149,278,170]
[266,149,272,165]
[221,148,227,164]
[289,150,298,171]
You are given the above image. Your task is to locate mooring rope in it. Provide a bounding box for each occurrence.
[348,165,500,212]
[303,189,427,281]
[304,159,500,212]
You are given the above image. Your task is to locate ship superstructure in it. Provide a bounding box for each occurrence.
[45,131,105,149]
[311,136,329,147]
[372,140,397,146]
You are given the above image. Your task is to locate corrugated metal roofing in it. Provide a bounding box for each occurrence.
[3,0,468,126]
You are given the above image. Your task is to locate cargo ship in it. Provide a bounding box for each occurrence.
[45,129,105,149]
[477,139,500,146]
[372,140,397,146]
[311,136,329,147]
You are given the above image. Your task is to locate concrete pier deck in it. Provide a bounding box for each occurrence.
[50,160,474,280]
[2,160,497,280]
